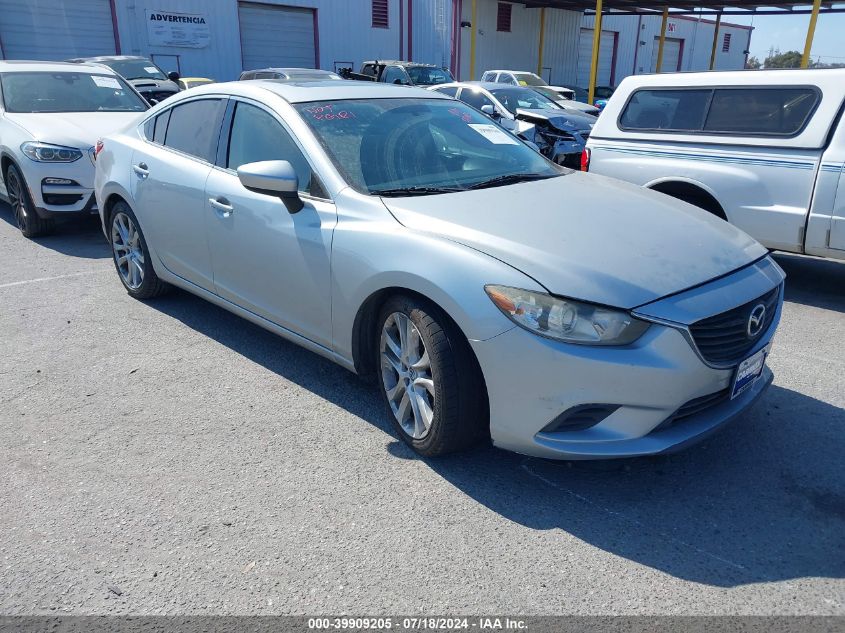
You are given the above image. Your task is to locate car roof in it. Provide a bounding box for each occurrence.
[484,70,539,75]
[245,68,337,74]
[617,67,845,88]
[0,60,116,74]
[175,79,451,104]
[431,81,506,91]
[67,55,148,62]
[362,60,440,68]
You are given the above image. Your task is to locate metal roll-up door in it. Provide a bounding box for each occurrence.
[238,2,316,71]
[0,0,116,60]
[577,28,616,88]
[651,37,683,73]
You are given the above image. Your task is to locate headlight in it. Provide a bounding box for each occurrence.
[21,142,83,163]
[485,285,649,346]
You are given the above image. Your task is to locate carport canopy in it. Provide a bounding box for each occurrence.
[515,0,845,104]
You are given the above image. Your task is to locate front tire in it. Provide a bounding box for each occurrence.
[109,201,169,299]
[377,295,487,457]
[5,164,53,238]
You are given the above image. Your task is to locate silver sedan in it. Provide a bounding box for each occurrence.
[94,80,784,459]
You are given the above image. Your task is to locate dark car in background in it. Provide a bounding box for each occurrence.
[66,55,180,105]
[340,60,454,87]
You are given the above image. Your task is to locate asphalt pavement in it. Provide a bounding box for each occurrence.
[0,206,843,615]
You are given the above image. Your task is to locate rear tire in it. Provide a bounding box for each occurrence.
[376,295,487,457]
[108,201,169,299]
[5,164,53,238]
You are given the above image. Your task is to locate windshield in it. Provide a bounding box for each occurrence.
[0,72,148,113]
[533,86,564,101]
[513,72,547,87]
[295,98,559,195]
[489,87,561,114]
[101,59,167,81]
[406,66,454,86]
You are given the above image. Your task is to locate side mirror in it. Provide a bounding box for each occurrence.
[148,98,159,106]
[480,104,499,118]
[237,160,304,213]
[167,71,180,82]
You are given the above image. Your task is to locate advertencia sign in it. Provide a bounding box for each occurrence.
[146,10,211,48]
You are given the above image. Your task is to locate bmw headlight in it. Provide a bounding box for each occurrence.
[485,285,649,346]
[21,142,83,163]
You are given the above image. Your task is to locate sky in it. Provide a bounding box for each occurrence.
[726,10,845,64]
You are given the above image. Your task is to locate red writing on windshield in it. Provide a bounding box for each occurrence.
[303,104,356,121]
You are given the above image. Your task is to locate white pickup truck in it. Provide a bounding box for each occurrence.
[584,69,845,261]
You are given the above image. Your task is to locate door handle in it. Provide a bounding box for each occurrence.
[209,196,234,218]
[132,163,149,178]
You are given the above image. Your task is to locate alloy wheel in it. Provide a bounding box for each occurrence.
[380,312,435,439]
[111,212,145,290]
[6,169,28,232]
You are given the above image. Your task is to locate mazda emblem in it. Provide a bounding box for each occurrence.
[747,304,766,338]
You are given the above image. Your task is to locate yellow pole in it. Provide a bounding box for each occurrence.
[656,7,669,72]
[801,0,822,68]
[588,0,603,105]
[537,7,546,76]
[709,12,722,70]
[470,0,477,80]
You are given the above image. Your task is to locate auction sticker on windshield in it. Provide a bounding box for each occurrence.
[731,345,769,400]
[92,76,122,90]
[468,124,520,145]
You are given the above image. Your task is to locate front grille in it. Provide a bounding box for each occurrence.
[656,388,730,431]
[689,286,780,365]
[142,91,177,104]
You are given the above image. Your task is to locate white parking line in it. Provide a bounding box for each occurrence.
[0,270,105,290]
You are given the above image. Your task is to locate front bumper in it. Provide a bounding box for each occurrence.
[471,259,783,460]
[17,154,98,220]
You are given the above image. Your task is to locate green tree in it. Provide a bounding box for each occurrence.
[764,50,803,69]
[745,55,761,70]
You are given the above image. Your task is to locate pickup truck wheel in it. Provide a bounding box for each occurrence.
[109,201,169,299]
[6,164,53,238]
[377,295,486,457]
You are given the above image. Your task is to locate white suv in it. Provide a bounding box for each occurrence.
[481,70,598,115]
[0,61,148,237]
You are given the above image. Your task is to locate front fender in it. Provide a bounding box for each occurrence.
[330,211,543,364]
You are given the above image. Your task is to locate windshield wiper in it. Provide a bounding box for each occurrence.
[467,173,556,190]
[371,186,465,197]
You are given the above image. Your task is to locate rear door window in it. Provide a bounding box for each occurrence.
[620,87,820,136]
[619,89,711,131]
[152,109,171,144]
[163,99,226,162]
[704,88,819,135]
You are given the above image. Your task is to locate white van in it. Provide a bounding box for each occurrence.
[584,69,845,261]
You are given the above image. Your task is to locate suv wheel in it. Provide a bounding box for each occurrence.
[5,164,53,238]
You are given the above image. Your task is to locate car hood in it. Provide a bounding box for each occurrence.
[559,101,599,115]
[380,173,767,309]
[128,78,180,94]
[515,108,594,133]
[4,112,143,149]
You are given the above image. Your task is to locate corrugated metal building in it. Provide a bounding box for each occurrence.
[0,0,751,88]
[580,12,753,86]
